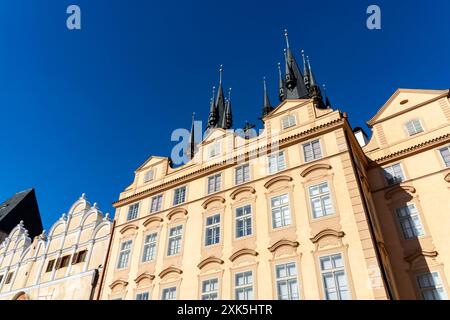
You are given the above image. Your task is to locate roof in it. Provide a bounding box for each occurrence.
[0,189,34,223]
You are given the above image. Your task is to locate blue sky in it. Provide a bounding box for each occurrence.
[0,0,449,231]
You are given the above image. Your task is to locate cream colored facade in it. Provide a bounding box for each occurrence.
[0,194,111,300]
[99,96,394,300]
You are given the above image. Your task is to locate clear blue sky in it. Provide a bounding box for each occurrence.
[0,0,449,231]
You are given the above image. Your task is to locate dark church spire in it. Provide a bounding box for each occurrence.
[222,88,233,129]
[302,50,310,91]
[262,77,273,118]
[306,56,325,109]
[277,62,284,101]
[187,112,196,159]
[215,65,227,128]
[207,86,217,128]
[323,84,332,108]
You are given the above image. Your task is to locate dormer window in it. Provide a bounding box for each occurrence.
[144,170,154,183]
[405,119,423,136]
[282,114,296,130]
[209,143,221,158]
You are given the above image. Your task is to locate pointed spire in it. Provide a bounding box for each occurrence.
[306,55,324,108]
[207,86,217,128]
[302,50,310,90]
[188,112,196,159]
[215,65,226,128]
[284,29,290,49]
[323,84,332,108]
[262,77,273,118]
[224,88,233,129]
[277,62,285,101]
[306,56,317,87]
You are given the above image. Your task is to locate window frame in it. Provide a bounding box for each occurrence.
[404,118,424,136]
[235,204,253,239]
[395,204,425,240]
[308,181,335,219]
[270,194,292,229]
[275,262,300,300]
[438,145,450,168]
[281,114,297,130]
[267,150,286,174]
[204,213,221,247]
[416,271,448,300]
[200,277,220,300]
[136,292,150,300]
[116,240,133,269]
[383,163,405,186]
[144,169,155,183]
[207,173,222,194]
[173,186,187,206]
[234,270,254,300]
[161,286,177,300]
[126,203,140,221]
[150,194,164,214]
[142,232,158,263]
[302,139,323,163]
[318,252,351,300]
[235,163,251,185]
[166,224,184,257]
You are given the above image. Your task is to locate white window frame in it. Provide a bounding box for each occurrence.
[383,163,405,185]
[173,186,186,206]
[275,262,300,300]
[161,287,177,300]
[234,271,254,300]
[235,163,250,185]
[136,292,149,300]
[235,205,252,239]
[271,194,292,229]
[309,182,334,219]
[150,194,163,213]
[405,119,424,136]
[396,204,425,239]
[268,151,286,174]
[209,143,221,158]
[142,232,158,262]
[207,174,222,194]
[439,145,450,167]
[205,214,221,246]
[282,114,297,129]
[167,225,183,256]
[303,139,323,162]
[417,271,448,300]
[201,278,219,300]
[144,169,154,183]
[127,203,139,221]
[117,240,132,269]
[319,253,351,300]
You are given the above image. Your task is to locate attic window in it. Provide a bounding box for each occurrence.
[400,99,409,105]
[144,170,154,183]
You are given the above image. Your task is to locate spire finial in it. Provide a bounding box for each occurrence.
[228,87,232,101]
[284,29,290,49]
[219,65,223,84]
[263,76,267,92]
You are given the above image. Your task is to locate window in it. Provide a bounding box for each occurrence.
[282,114,296,129]
[72,250,87,265]
[271,194,291,228]
[144,170,154,183]
[46,259,55,272]
[209,143,221,158]
[417,272,447,300]
[173,186,186,206]
[235,164,250,185]
[142,233,158,262]
[405,119,423,136]
[268,151,286,174]
[205,214,221,246]
[383,163,405,185]
[5,272,13,284]
[167,225,183,256]
[150,195,163,213]
[207,174,222,194]
[127,203,139,221]
[309,182,334,219]
[57,255,71,269]
[303,139,322,162]
[201,278,219,300]
[439,146,450,167]
[117,240,132,269]
[136,292,149,300]
[396,204,424,239]
[235,205,252,238]
[161,287,177,300]
[235,271,253,300]
[319,253,351,300]
[0,274,3,284]
[275,262,300,300]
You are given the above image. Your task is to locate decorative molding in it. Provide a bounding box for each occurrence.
[230,186,256,200]
[404,250,438,264]
[268,239,300,253]
[300,164,332,177]
[142,216,163,227]
[119,224,138,234]
[109,279,128,289]
[229,248,258,262]
[166,208,188,221]
[201,196,226,209]
[384,185,416,200]
[310,229,345,244]
[264,175,293,189]
[159,266,183,278]
[197,256,225,269]
[134,272,155,283]
[444,173,450,183]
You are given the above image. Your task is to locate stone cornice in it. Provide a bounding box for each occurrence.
[112,118,345,208]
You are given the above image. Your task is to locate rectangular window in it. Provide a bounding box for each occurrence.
[383,163,405,185]
[150,194,163,213]
[46,259,55,272]
[173,186,186,206]
[167,225,183,256]
[268,151,286,174]
[235,164,250,185]
[417,272,448,300]
[282,115,296,129]
[439,146,450,167]
[72,250,87,264]
[144,170,154,183]
[320,253,351,300]
[201,278,219,300]
[309,182,334,219]
[207,174,222,194]
[235,205,252,238]
[275,262,300,300]
[5,272,13,284]
[0,274,3,284]
[205,214,221,246]
[117,240,132,269]
[405,119,424,136]
[303,139,322,162]
[396,204,424,239]
[209,143,221,158]
[127,203,139,221]
[142,233,158,262]
[271,194,291,228]
[136,292,149,300]
[235,271,253,300]
[59,255,71,269]
[161,287,177,300]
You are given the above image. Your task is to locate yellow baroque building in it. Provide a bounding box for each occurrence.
[0,194,112,300]
[98,32,450,300]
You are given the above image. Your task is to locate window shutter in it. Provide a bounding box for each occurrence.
[55,258,62,269]
[72,252,79,265]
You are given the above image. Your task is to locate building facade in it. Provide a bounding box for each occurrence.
[0,194,111,300]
